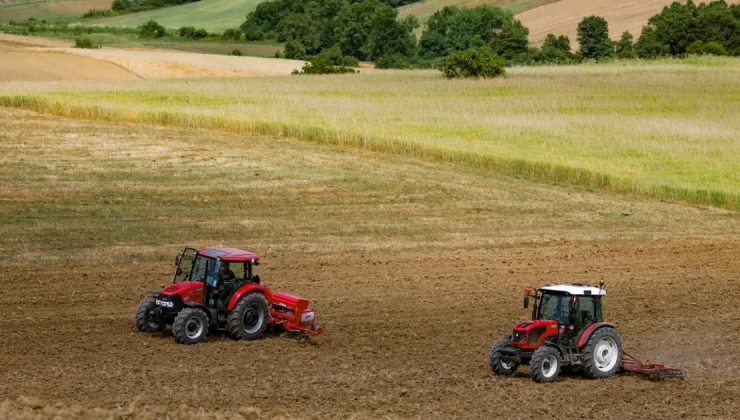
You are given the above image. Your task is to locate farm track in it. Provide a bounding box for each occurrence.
[2,241,739,419]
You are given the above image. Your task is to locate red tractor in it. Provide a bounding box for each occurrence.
[135,247,323,344]
[489,283,623,383]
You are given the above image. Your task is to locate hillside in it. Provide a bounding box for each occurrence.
[399,0,556,24]
[0,0,111,22]
[519,0,740,44]
[85,0,262,31]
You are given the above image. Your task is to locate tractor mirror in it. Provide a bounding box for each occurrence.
[175,255,181,266]
[523,296,529,309]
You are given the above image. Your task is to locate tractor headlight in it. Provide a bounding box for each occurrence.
[155,299,174,308]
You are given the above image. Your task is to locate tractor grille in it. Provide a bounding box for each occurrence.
[512,331,526,343]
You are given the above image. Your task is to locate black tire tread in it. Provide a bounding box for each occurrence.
[135,297,163,332]
[172,307,209,345]
[489,337,519,376]
[529,345,561,383]
[227,293,269,340]
[581,326,623,379]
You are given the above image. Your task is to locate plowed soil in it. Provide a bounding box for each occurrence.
[1,109,739,419]
[519,0,740,44]
[2,242,739,419]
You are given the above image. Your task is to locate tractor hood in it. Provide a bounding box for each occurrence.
[161,281,203,297]
[513,320,558,331]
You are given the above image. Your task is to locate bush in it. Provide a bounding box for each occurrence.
[73,37,96,49]
[437,46,505,79]
[687,40,728,56]
[230,48,243,56]
[179,26,196,38]
[577,16,613,60]
[83,9,112,19]
[139,20,166,38]
[292,56,357,75]
[239,21,264,41]
[222,28,241,41]
[284,40,307,60]
[192,28,208,39]
[274,50,283,58]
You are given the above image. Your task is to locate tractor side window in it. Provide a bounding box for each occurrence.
[174,248,196,283]
[538,293,570,324]
[574,296,603,331]
[191,256,212,283]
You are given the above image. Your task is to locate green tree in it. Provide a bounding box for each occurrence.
[139,20,166,38]
[635,26,669,58]
[284,40,307,59]
[438,46,506,78]
[492,18,529,61]
[543,33,571,52]
[419,6,510,58]
[615,31,636,59]
[577,16,613,60]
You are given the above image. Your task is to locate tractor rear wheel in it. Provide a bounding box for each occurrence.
[581,327,623,379]
[529,346,562,383]
[172,308,209,345]
[227,293,269,340]
[489,337,519,376]
[135,297,164,333]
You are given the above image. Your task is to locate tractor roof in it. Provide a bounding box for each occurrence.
[196,247,261,263]
[539,284,606,296]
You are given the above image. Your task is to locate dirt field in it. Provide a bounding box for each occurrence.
[0,34,305,80]
[1,108,739,419]
[519,0,740,44]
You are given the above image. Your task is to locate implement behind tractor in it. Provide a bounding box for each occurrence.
[490,282,683,382]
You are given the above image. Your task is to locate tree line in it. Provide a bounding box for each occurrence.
[238,0,740,69]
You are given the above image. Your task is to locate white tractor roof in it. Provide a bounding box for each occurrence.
[539,284,606,296]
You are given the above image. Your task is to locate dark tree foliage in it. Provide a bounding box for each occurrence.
[419,6,510,58]
[637,0,740,57]
[437,46,506,78]
[284,40,307,59]
[243,0,415,62]
[542,34,571,52]
[491,18,529,60]
[577,16,613,60]
[112,0,200,14]
[615,31,636,59]
[139,20,166,38]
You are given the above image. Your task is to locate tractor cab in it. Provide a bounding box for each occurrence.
[172,247,261,309]
[523,284,605,343]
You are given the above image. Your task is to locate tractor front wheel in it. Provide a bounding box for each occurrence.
[581,327,623,379]
[529,346,562,383]
[489,337,519,376]
[172,308,209,345]
[135,297,164,333]
[227,293,269,340]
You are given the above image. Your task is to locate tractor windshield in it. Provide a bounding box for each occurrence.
[191,255,217,286]
[537,292,571,324]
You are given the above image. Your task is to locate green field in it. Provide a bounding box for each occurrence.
[0,0,111,23]
[2,57,739,211]
[84,0,263,32]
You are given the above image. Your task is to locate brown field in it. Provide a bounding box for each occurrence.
[519,0,740,44]
[1,107,739,419]
[0,34,305,80]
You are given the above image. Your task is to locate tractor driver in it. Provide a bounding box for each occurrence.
[219,262,235,283]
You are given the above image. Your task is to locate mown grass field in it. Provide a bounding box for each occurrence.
[1,57,739,212]
[84,0,263,32]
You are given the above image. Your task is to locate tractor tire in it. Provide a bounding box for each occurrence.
[581,327,623,379]
[172,308,209,345]
[135,297,164,333]
[227,293,269,340]
[489,337,519,376]
[529,345,562,383]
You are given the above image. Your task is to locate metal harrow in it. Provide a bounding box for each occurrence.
[622,352,684,381]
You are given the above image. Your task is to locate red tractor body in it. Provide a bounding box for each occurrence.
[136,247,323,344]
[490,283,624,383]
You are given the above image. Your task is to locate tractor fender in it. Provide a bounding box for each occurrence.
[577,322,616,348]
[226,283,272,312]
[540,338,566,359]
[183,302,212,319]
